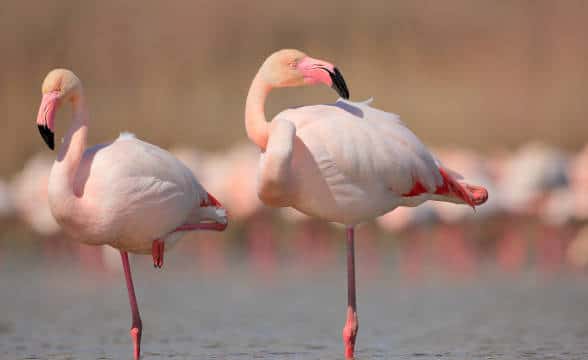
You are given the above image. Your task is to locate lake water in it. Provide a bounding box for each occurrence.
[1,223,588,359]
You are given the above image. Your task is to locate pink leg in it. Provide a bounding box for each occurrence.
[342,226,359,359]
[152,239,164,269]
[120,251,143,360]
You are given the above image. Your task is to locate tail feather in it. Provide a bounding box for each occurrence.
[200,192,228,226]
[205,192,223,208]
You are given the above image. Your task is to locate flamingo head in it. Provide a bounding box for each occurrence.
[261,49,349,99]
[36,69,82,150]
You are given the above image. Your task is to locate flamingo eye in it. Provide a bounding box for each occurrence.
[288,61,297,69]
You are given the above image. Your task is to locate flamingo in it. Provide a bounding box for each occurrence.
[210,143,265,222]
[169,145,207,180]
[569,144,588,222]
[567,225,588,269]
[34,69,228,359]
[0,178,15,221]
[498,142,569,216]
[542,144,588,225]
[11,152,61,236]
[245,49,488,359]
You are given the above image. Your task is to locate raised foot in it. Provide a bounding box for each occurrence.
[342,310,359,359]
[152,239,164,269]
[130,326,142,360]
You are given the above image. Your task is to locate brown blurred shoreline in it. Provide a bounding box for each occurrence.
[2,0,588,176]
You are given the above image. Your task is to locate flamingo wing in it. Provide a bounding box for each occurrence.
[285,99,486,208]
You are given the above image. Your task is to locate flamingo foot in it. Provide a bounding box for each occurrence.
[152,239,164,269]
[130,325,142,360]
[342,306,358,359]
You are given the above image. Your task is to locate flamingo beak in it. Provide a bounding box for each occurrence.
[36,91,60,150]
[328,67,350,100]
[38,124,54,150]
[297,57,350,99]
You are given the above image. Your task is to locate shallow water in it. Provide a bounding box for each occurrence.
[1,226,588,359]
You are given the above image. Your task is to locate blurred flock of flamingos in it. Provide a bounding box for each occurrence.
[1,140,587,280]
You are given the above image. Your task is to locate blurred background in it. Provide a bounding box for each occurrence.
[2,1,588,359]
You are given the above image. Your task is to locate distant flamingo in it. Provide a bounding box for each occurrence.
[35,69,228,359]
[498,142,568,216]
[377,205,438,282]
[570,145,588,221]
[567,225,588,269]
[282,209,336,274]
[377,202,438,232]
[245,49,488,358]
[541,144,588,225]
[0,179,15,265]
[0,178,15,221]
[169,146,206,180]
[12,152,60,236]
[185,143,266,223]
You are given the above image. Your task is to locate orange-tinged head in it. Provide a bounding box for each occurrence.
[36,69,82,150]
[260,49,349,99]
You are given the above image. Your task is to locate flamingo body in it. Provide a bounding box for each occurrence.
[49,133,223,253]
[261,98,485,225]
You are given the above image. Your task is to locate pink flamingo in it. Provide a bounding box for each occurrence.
[0,178,14,221]
[498,142,568,216]
[35,69,228,359]
[567,225,588,269]
[0,179,14,265]
[169,146,207,180]
[245,49,488,359]
[541,144,588,225]
[569,145,588,221]
[12,152,61,236]
[192,143,266,223]
[377,202,438,232]
[219,143,265,221]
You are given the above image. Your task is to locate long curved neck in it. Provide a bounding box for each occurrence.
[54,94,88,198]
[245,70,272,150]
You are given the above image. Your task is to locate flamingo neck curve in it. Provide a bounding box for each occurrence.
[245,71,272,151]
[52,94,89,199]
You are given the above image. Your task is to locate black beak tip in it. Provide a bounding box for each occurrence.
[329,67,350,100]
[37,124,55,150]
[335,85,350,100]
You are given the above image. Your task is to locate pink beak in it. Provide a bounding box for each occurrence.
[296,56,350,99]
[36,91,60,150]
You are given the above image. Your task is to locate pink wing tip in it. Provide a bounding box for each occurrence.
[207,192,223,208]
[200,192,224,209]
[401,168,489,209]
[464,184,489,206]
[437,168,488,208]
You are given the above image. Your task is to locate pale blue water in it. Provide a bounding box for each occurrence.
[1,229,587,359]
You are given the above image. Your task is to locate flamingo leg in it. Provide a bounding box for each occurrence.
[152,239,164,268]
[342,226,359,359]
[120,251,143,360]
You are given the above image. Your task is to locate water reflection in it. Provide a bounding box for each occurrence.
[2,216,586,282]
[2,217,588,359]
